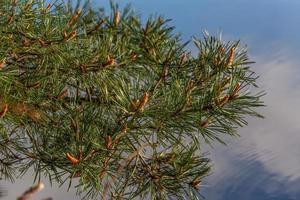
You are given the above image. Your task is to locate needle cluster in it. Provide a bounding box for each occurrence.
[0,0,264,199]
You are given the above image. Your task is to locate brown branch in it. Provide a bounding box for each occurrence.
[17,182,45,200]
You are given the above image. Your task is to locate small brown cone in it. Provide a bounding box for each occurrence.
[66,153,79,166]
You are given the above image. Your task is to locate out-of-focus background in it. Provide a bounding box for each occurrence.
[4,0,300,199]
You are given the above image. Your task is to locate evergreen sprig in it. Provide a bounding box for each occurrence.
[0,0,264,199]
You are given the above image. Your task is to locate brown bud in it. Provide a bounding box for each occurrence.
[63,31,68,39]
[99,169,106,179]
[11,0,17,6]
[0,104,8,118]
[68,9,81,26]
[191,180,201,188]
[38,38,46,46]
[68,30,77,41]
[66,153,79,165]
[105,56,116,66]
[151,175,160,180]
[200,119,210,128]
[180,53,187,65]
[91,149,97,157]
[137,92,149,112]
[74,172,81,177]
[7,15,13,24]
[106,135,113,150]
[186,96,193,107]
[75,9,81,16]
[227,47,235,67]
[220,46,225,55]
[80,64,87,73]
[46,3,53,11]
[94,20,104,30]
[185,80,194,93]
[22,38,30,47]
[162,66,168,78]
[114,11,121,27]
[221,77,231,89]
[130,53,137,61]
[121,124,128,134]
[231,82,241,98]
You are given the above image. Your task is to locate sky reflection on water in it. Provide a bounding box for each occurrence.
[3,0,300,199]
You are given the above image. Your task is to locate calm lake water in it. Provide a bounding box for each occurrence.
[3,0,300,199]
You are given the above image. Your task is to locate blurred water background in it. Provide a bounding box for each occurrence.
[3,0,300,199]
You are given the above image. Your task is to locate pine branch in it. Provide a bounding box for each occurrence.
[0,0,264,199]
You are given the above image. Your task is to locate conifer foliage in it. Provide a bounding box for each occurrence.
[0,0,264,199]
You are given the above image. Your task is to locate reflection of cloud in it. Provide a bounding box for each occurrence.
[246,50,300,181]
[203,47,300,199]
